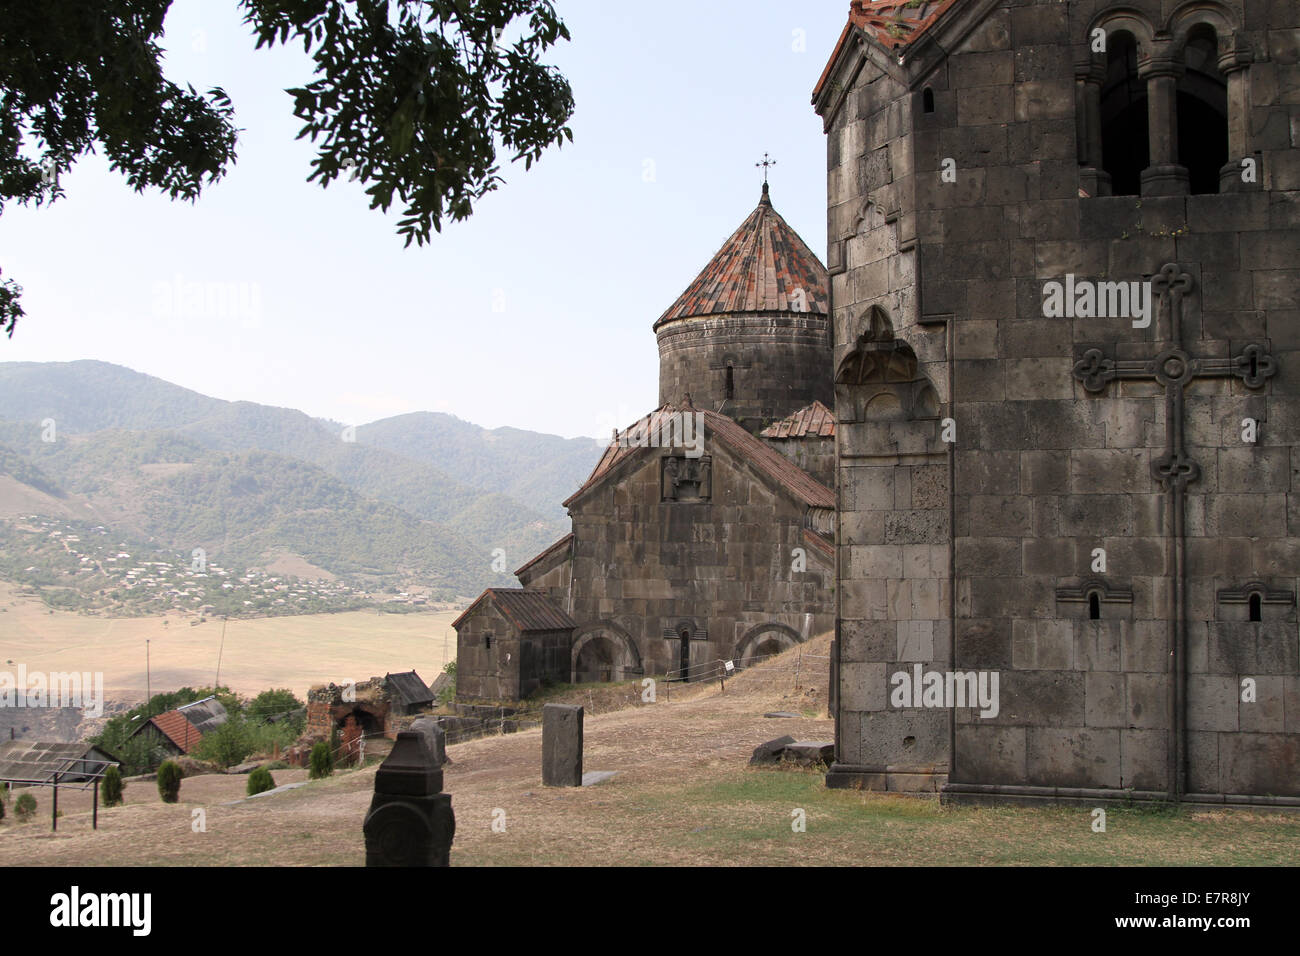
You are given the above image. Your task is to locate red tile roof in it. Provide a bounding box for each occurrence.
[654,184,828,328]
[145,710,205,754]
[760,401,836,440]
[514,533,574,578]
[814,0,961,99]
[564,403,835,511]
[452,588,577,633]
[803,527,836,559]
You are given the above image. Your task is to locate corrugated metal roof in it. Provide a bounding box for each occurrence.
[814,0,961,100]
[176,697,227,735]
[452,588,577,633]
[0,741,89,783]
[514,533,574,577]
[761,401,837,440]
[564,403,835,511]
[386,671,435,707]
[654,184,828,328]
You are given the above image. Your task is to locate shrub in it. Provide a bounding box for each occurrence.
[157,761,182,803]
[262,760,289,771]
[308,741,333,780]
[246,767,275,796]
[102,765,125,807]
[192,715,254,769]
[437,659,457,705]
[0,794,5,821]
[246,688,305,727]
[14,792,36,822]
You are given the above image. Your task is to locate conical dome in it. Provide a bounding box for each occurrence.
[654,183,829,329]
[654,183,832,435]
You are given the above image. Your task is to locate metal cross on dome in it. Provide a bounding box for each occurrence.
[755,153,777,184]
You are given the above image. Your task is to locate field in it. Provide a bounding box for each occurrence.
[0,582,457,702]
[1,635,1296,867]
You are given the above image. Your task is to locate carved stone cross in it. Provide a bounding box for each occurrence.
[1070,262,1278,800]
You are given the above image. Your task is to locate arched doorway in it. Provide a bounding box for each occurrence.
[735,623,803,669]
[571,624,641,684]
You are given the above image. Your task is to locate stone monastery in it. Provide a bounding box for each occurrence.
[457,0,1300,807]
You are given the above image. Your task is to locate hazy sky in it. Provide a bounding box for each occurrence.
[3,0,847,439]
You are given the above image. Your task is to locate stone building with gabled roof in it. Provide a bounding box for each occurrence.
[494,185,838,694]
[452,588,577,700]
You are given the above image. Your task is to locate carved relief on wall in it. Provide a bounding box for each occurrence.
[662,454,712,501]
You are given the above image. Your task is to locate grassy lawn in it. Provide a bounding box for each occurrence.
[453,766,1300,867]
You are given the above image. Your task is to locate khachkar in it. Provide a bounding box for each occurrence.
[1072,264,1277,799]
[363,718,455,866]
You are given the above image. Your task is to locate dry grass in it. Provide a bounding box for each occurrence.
[1,635,1294,866]
[0,582,457,701]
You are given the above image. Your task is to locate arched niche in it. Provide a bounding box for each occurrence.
[835,304,940,424]
[571,622,642,684]
[735,622,804,669]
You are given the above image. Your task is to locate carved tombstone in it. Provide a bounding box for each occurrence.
[363,720,455,866]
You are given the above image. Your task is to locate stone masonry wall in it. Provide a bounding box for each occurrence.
[827,0,1299,799]
[657,312,834,434]
[567,436,834,681]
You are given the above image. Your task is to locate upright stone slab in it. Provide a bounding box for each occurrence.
[363,727,455,866]
[542,703,583,787]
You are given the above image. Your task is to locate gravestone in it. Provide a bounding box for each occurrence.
[749,735,796,765]
[363,725,455,867]
[542,703,583,787]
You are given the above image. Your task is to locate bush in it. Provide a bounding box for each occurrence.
[308,741,333,780]
[192,716,254,769]
[437,659,457,705]
[246,767,275,796]
[102,765,125,807]
[14,792,36,822]
[157,761,182,803]
[245,688,305,729]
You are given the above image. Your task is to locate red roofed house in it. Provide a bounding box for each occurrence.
[129,696,228,756]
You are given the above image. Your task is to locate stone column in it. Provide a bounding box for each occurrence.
[363,721,455,866]
[1218,36,1254,192]
[1076,59,1111,196]
[1140,46,1189,196]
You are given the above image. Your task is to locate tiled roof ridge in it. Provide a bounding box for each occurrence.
[814,0,962,100]
[563,404,835,511]
[654,186,829,327]
[514,532,574,577]
[760,400,837,439]
[452,587,577,632]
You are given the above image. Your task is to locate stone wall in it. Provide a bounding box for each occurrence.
[824,0,1299,800]
[657,312,834,434]
[567,436,835,681]
[763,434,836,490]
[455,603,520,700]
